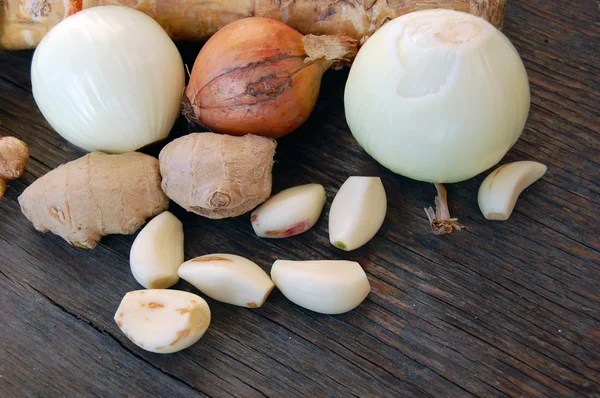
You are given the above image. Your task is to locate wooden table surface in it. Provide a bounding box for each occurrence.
[1,1,599,396]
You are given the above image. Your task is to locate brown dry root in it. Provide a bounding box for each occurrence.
[424,183,465,235]
[18,152,169,249]
[302,34,358,69]
[2,0,507,50]
[159,133,276,219]
[0,136,29,198]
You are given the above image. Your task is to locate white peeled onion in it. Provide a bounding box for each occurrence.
[31,6,185,153]
[344,9,530,184]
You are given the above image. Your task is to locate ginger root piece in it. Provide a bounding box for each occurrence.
[18,152,169,248]
[2,0,507,50]
[159,133,276,219]
[0,136,29,199]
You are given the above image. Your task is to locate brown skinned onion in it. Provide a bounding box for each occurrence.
[184,17,357,138]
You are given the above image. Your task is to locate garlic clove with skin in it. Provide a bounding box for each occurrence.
[178,254,274,308]
[114,289,211,354]
[328,177,387,251]
[271,260,371,315]
[478,161,547,221]
[251,184,326,238]
[129,211,184,289]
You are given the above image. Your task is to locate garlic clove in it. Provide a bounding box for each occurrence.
[251,184,326,239]
[178,254,274,308]
[130,211,184,289]
[478,161,547,221]
[114,289,211,354]
[328,177,387,251]
[271,260,371,315]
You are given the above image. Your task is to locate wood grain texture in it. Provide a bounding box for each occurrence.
[0,0,599,396]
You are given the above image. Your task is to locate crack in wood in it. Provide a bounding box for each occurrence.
[20,282,211,397]
[1,3,599,394]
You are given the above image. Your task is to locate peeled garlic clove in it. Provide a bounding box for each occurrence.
[129,211,184,289]
[251,184,326,238]
[178,254,274,308]
[114,289,211,354]
[478,161,547,221]
[271,260,371,314]
[328,176,387,251]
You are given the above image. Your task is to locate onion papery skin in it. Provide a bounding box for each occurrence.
[344,10,530,184]
[185,18,325,139]
[31,6,185,154]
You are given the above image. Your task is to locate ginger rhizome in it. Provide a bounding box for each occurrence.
[0,136,29,199]
[19,152,169,248]
[2,0,507,50]
[159,133,276,219]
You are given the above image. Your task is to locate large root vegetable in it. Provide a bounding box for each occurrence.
[159,133,276,219]
[0,136,29,199]
[2,0,507,50]
[19,152,169,248]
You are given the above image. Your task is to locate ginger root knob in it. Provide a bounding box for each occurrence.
[0,136,29,198]
[159,133,276,219]
[18,152,169,248]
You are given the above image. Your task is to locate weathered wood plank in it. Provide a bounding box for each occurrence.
[0,257,206,397]
[1,0,599,396]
